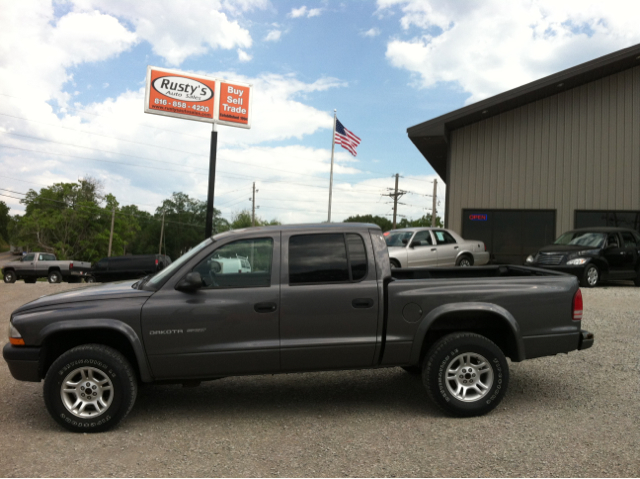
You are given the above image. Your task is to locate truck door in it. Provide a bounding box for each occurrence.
[20,253,36,279]
[279,231,380,371]
[141,234,281,379]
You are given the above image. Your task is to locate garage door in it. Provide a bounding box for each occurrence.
[575,210,640,233]
[462,209,556,265]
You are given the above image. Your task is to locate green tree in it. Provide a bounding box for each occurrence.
[397,213,443,228]
[17,178,108,260]
[0,200,9,247]
[343,214,393,232]
[230,209,280,229]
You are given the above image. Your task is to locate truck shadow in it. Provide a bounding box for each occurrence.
[130,367,439,421]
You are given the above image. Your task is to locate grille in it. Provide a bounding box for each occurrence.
[537,253,564,265]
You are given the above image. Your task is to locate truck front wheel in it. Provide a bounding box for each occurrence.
[3,270,16,283]
[44,344,138,433]
[423,332,509,417]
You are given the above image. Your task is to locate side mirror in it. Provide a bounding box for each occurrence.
[176,272,202,292]
[401,238,409,246]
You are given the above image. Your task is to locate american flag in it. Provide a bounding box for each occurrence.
[334,118,361,157]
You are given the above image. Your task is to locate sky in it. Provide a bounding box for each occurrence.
[2,0,640,226]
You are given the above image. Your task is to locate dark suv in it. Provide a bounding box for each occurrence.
[525,227,640,287]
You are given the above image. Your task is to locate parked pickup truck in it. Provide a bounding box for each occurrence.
[3,223,594,432]
[2,252,92,284]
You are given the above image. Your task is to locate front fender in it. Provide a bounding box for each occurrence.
[409,302,525,363]
[38,319,153,382]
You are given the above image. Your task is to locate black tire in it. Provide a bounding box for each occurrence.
[580,263,599,288]
[390,259,401,268]
[423,332,509,417]
[456,255,474,267]
[24,278,37,284]
[44,344,138,433]
[633,266,640,287]
[48,270,62,283]
[3,270,17,283]
[85,276,96,283]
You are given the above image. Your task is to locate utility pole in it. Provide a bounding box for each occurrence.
[431,178,438,227]
[250,182,259,227]
[107,208,115,257]
[382,174,407,229]
[158,210,165,255]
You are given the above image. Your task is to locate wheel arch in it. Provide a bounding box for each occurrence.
[410,303,525,365]
[38,319,153,383]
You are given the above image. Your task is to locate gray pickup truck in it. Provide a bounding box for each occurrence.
[3,223,594,432]
[2,252,92,284]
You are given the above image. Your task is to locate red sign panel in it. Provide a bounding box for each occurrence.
[145,67,216,123]
[217,81,251,127]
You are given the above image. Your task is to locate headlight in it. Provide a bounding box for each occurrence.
[566,258,588,265]
[8,323,25,346]
[525,255,534,264]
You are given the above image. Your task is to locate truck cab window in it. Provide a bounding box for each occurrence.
[289,233,367,284]
[193,238,273,289]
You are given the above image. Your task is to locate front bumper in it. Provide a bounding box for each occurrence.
[578,330,594,350]
[2,343,42,382]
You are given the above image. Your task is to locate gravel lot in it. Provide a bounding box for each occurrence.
[0,280,638,477]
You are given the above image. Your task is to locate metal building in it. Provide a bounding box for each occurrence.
[408,43,640,264]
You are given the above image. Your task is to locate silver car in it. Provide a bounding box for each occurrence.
[385,227,489,268]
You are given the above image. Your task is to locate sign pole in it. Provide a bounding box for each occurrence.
[205,123,218,238]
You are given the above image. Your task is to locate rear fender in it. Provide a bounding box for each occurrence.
[410,302,525,363]
[38,319,153,382]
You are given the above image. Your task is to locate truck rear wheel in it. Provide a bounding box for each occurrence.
[423,332,509,417]
[48,270,62,283]
[44,344,138,433]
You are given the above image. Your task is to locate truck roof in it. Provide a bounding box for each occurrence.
[212,222,382,241]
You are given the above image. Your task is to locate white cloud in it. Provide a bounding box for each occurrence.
[289,6,308,18]
[264,30,282,42]
[362,28,381,38]
[237,49,252,62]
[380,0,640,103]
[70,0,268,66]
[288,6,323,19]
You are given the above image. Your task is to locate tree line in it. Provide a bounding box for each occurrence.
[0,178,278,263]
[0,178,443,264]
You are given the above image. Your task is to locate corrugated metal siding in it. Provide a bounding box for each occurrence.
[448,66,640,235]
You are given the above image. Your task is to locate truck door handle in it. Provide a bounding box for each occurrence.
[352,298,374,309]
[254,302,277,313]
[431,248,437,252]
[454,246,459,249]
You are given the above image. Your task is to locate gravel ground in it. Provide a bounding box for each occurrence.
[0,281,638,477]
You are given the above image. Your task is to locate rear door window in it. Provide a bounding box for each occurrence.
[621,232,637,249]
[433,230,457,245]
[289,233,367,284]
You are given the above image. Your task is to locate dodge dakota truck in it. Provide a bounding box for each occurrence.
[3,223,594,432]
[2,252,92,284]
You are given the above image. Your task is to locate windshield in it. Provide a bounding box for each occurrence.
[145,238,213,288]
[554,231,606,248]
[384,231,414,247]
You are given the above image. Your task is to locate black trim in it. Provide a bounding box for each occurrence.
[578,330,595,350]
[2,344,42,382]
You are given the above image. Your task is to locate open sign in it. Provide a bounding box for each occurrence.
[469,214,488,221]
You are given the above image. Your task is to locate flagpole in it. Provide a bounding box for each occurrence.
[328,109,337,222]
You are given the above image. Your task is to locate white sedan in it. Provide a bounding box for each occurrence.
[384,227,490,268]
